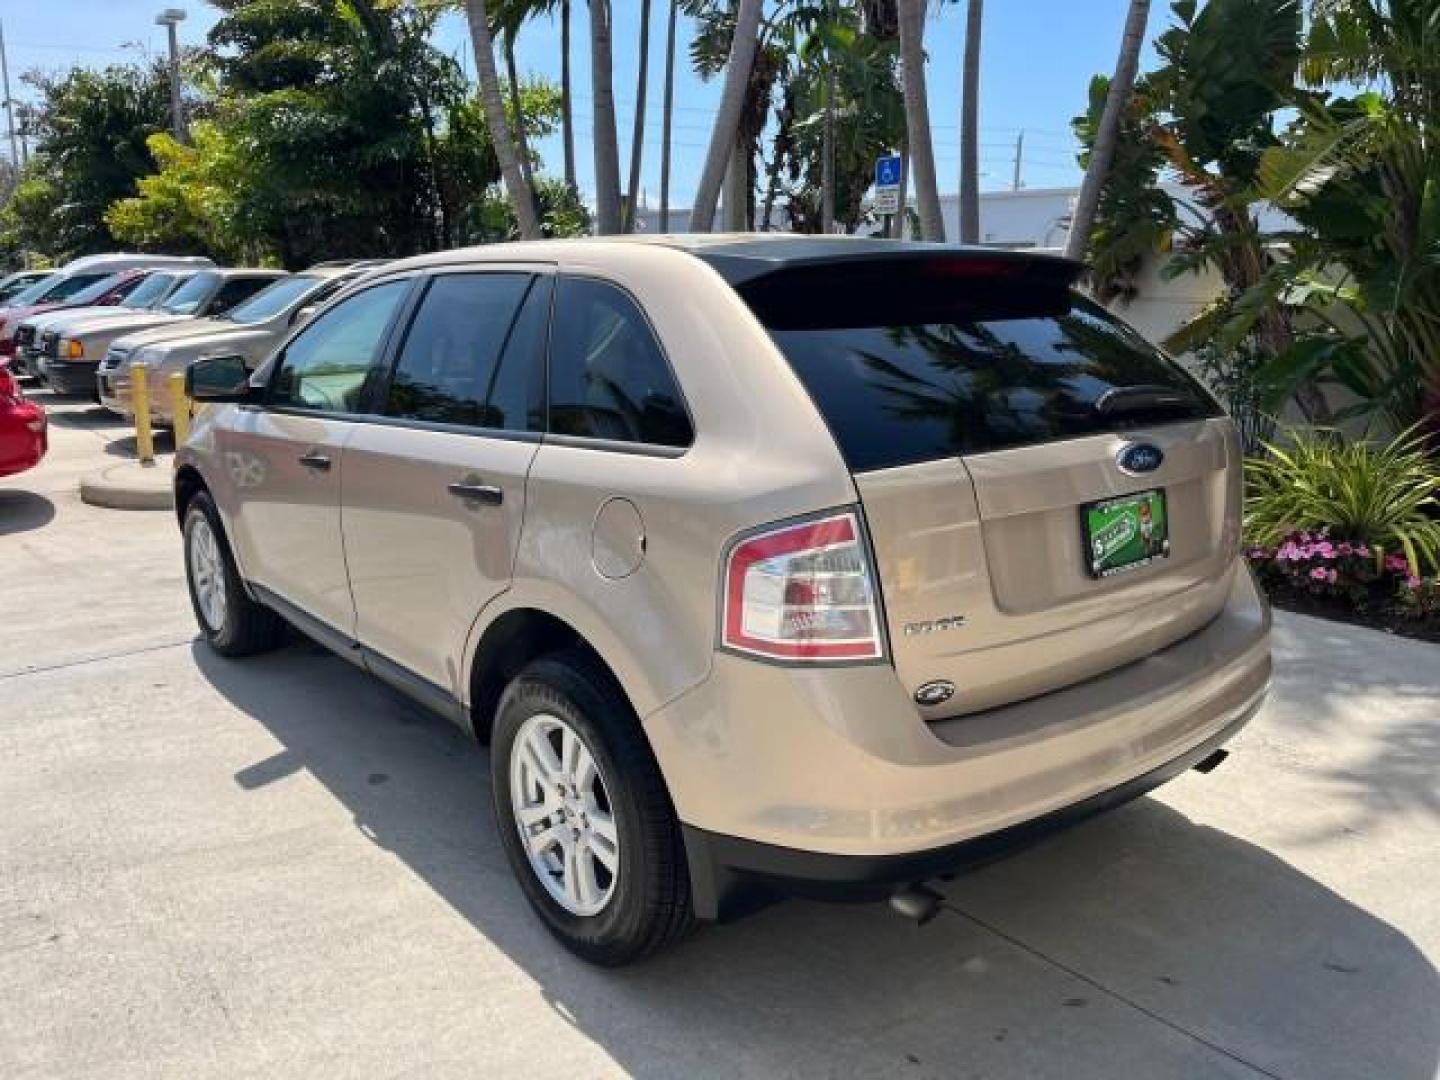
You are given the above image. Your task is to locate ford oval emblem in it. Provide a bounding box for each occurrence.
[914,680,956,707]
[1116,442,1164,475]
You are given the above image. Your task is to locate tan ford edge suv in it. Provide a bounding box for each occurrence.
[174,236,1271,965]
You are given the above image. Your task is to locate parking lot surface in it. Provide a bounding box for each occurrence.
[3,393,1437,1079]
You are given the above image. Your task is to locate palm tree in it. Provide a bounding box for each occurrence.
[590,0,624,233]
[689,0,763,232]
[896,0,944,240]
[498,11,537,191]
[659,0,678,230]
[624,0,654,231]
[561,0,577,192]
[958,0,983,243]
[463,0,540,238]
[1065,0,1150,259]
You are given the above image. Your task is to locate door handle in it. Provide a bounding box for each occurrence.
[447,480,504,506]
[298,451,332,472]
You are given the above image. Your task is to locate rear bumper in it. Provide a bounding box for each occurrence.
[684,700,1259,918]
[648,562,1271,919]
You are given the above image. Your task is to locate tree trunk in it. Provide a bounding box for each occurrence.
[689,0,763,232]
[1065,0,1150,260]
[897,0,944,241]
[590,0,623,234]
[505,35,535,190]
[463,0,539,239]
[723,145,749,230]
[624,0,653,232]
[561,0,576,193]
[659,0,677,231]
[821,0,837,234]
[959,0,983,243]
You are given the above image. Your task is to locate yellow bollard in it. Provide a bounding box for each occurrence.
[132,365,155,466]
[168,371,191,447]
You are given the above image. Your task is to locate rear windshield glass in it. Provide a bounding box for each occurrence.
[742,260,1219,472]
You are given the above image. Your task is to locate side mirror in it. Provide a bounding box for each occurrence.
[290,304,317,327]
[186,354,254,403]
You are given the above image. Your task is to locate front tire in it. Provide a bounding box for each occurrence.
[182,491,285,657]
[492,650,692,965]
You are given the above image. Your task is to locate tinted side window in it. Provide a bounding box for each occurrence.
[270,281,408,413]
[209,276,278,313]
[488,274,550,432]
[547,277,692,448]
[384,273,532,429]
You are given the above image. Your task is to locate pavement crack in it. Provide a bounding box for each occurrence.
[0,637,195,682]
[942,902,1288,1080]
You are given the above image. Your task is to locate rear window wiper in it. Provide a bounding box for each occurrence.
[1094,384,1197,417]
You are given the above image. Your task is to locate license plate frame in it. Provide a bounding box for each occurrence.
[1081,488,1170,579]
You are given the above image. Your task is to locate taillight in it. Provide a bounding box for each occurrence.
[721,510,885,662]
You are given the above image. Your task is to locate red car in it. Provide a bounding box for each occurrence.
[0,361,46,476]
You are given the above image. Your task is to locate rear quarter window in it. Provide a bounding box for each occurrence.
[740,261,1220,472]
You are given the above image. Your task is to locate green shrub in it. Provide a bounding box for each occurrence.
[1245,426,1440,573]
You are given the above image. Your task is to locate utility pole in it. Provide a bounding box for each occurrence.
[820,0,836,234]
[155,8,187,142]
[0,19,19,172]
[1011,129,1024,191]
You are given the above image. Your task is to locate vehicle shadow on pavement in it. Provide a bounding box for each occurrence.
[195,640,1439,1080]
[0,489,56,536]
[36,398,128,432]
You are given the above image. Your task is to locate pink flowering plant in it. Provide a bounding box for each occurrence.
[1246,530,1387,608]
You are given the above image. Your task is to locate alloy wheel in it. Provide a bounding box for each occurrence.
[509,712,620,916]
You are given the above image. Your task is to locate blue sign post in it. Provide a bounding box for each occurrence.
[873,153,902,217]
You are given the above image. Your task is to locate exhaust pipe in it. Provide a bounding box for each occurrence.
[889,883,945,925]
[1192,748,1229,775]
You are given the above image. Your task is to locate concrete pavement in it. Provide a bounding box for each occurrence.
[2,392,1437,1079]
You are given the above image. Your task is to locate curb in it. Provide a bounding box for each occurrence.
[79,461,175,512]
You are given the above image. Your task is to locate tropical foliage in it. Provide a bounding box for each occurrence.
[1076,0,1440,432]
[1245,425,1440,573]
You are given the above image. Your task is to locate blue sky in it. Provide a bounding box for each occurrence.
[2,1,1176,208]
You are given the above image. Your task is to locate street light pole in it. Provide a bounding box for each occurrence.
[0,19,20,171]
[155,8,187,142]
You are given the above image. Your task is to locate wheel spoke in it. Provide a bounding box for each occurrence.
[560,725,583,780]
[587,830,619,874]
[573,741,598,797]
[562,838,587,907]
[525,822,565,858]
[588,808,617,848]
[516,797,556,829]
[520,729,563,788]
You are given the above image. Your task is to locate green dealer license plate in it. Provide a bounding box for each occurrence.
[1082,489,1169,578]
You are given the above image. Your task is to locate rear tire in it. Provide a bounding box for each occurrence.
[182,491,285,657]
[492,649,693,965]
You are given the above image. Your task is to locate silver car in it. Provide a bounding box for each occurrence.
[98,266,372,423]
[14,270,189,377]
[173,236,1272,965]
[41,268,287,397]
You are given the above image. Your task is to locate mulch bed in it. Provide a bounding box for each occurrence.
[1263,586,1440,644]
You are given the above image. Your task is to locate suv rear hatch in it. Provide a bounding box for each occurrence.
[727,250,1242,716]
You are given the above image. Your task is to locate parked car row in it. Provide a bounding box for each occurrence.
[0,253,391,419]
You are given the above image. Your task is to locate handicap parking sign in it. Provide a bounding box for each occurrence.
[875,154,902,191]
